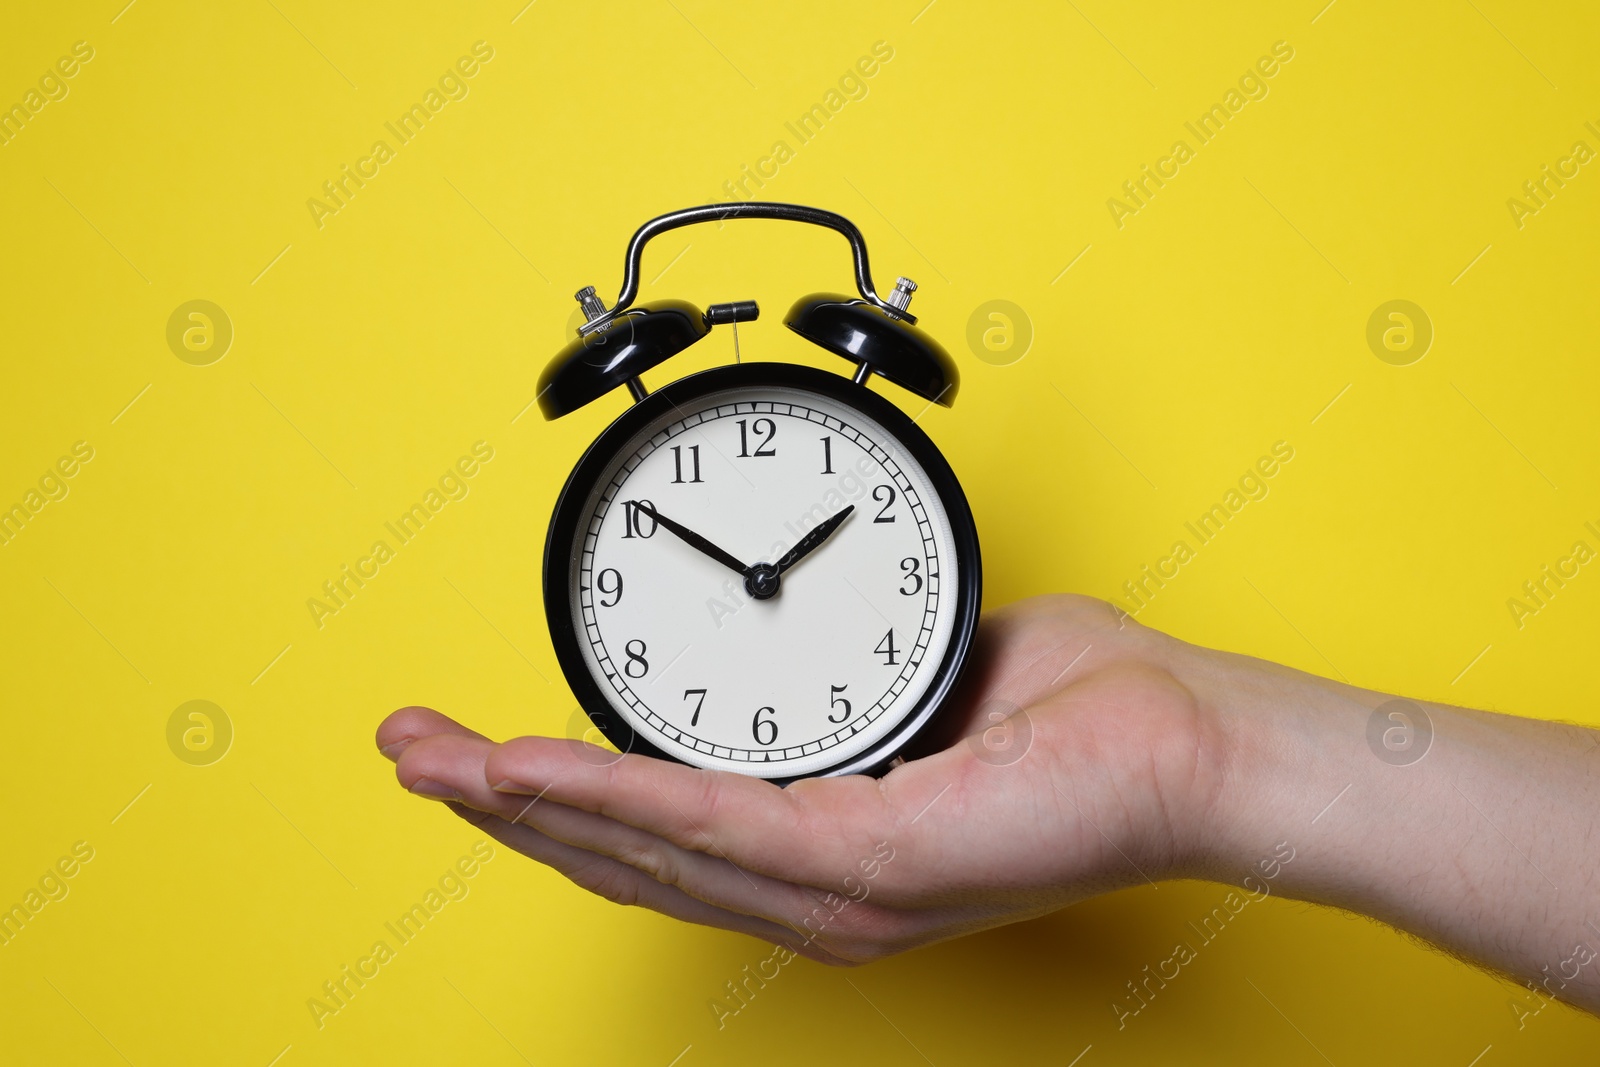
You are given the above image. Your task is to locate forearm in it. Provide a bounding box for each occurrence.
[1174,640,1600,1012]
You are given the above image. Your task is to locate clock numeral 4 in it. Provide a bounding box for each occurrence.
[596,568,623,607]
[875,629,899,666]
[899,557,922,596]
[621,499,658,539]
[623,639,649,678]
[736,418,777,458]
[683,688,707,727]
[828,684,852,724]
[752,705,778,746]
[670,444,703,484]
[872,484,896,523]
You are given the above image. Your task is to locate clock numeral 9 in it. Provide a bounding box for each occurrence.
[683,688,707,726]
[621,499,658,539]
[828,684,851,724]
[752,705,778,746]
[670,444,703,484]
[872,484,896,523]
[623,639,649,678]
[596,568,623,607]
[736,418,777,458]
[899,557,922,596]
[875,629,899,666]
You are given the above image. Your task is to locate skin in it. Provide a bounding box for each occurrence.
[377,594,1600,1014]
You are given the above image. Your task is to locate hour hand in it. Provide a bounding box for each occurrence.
[775,505,854,574]
[627,501,749,577]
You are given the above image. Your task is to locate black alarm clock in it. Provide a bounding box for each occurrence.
[537,202,980,782]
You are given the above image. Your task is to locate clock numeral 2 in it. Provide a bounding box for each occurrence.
[872,484,896,523]
[597,568,623,607]
[624,639,649,678]
[683,688,707,727]
[875,629,899,666]
[736,418,776,458]
[828,684,852,724]
[670,444,702,484]
[752,705,778,746]
[621,499,657,539]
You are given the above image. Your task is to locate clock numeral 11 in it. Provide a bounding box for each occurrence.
[670,444,702,484]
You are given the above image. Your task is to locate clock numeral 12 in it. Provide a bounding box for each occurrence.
[683,688,707,726]
[670,444,702,484]
[752,705,778,745]
[736,418,777,458]
[621,499,657,539]
[875,629,899,665]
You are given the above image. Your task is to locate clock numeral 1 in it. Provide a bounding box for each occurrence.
[752,705,778,746]
[828,684,851,723]
[899,557,922,596]
[872,484,897,523]
[684,688,707,727]
[820,435,834,474]
[597,567,623,607]
[875,629,899,666]
[670,444,702,484]
[623,639,649,678]
[621,499,657,539]
[736,417,777,458]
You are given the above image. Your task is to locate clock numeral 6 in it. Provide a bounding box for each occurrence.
[752,705,778,745]
[596,568,623,607]
[828,684,852,723]
[621,499,658,539]
[875,629,899,666]
[736,418,777,458]
[624,639,649,678]
[872,484,896,523]
[684,687,707,726]
[899,557,922,595]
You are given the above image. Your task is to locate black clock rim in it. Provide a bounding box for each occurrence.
[542,362,982,786]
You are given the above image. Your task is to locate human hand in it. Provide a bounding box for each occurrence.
[376,595,1229,964]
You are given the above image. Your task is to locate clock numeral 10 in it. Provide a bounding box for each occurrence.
[683,688,707,726]
[752,705,778,745]
[829,684,851,723]
[621,499,658,539]
[875,629,899,665]
[736,418,777,458]
[670,444,702,484]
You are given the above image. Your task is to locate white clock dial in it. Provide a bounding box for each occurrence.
[569,384,961,777]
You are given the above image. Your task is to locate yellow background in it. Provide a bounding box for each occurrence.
[3,0,1598,1063]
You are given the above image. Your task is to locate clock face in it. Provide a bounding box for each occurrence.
[546,364,979,780]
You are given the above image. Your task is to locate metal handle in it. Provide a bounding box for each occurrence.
[578,202,904,335]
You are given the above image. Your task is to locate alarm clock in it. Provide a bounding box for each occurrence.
[537,202,980,782]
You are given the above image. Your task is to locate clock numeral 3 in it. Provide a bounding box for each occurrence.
[623,639,649,678]
[875,629,899,666]
[899,557,922,596]
[736,418,777,458]
[872,484,896,523]
[670,444,703,484]
[684,687,707,726]
[621,499,658,539]
[828,684,852,724]
[752,705,778,745]
[596,568,623,607]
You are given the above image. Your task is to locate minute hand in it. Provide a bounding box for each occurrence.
[628,501,749,577]
[775,505,855,574]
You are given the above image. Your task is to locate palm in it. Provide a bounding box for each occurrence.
[378,596,1219,963]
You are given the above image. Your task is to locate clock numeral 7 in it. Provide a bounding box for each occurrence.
[670,444,702,484]
[875,629,899,666]
[683,688,707,727]
[736,418,776,458]
[828,684,852,723]
[620,499,658,539]
[752,705,778,746]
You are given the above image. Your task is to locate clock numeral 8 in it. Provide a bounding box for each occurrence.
[624,639,649,678]
[596,568,623,607]
[621,499,658,539]
[752,705,778,745]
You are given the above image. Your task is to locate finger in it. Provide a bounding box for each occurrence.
[482,736,948,893]
[437,803,850,964]
[377,705,489,762]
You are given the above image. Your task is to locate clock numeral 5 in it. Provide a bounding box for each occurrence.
[623,639,649,678]
[621,499,658,539]
[872,484,896,523]
[828,684,852,724]
[899,557,922,596]
[875,629,899,666]
[736,418,777,458]
[596,568,623,607]
[683,687,707,727]
[670,444,703,484]
[752,705,778,746]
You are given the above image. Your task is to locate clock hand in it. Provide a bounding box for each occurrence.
[627,501,749,578]
[775,505,855,575]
